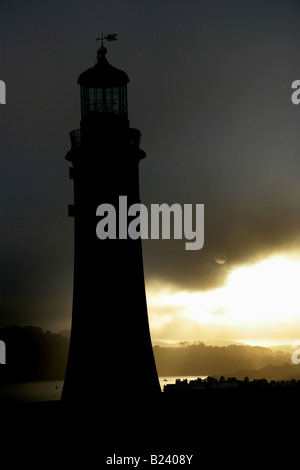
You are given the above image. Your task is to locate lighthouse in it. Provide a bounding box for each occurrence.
[62,37,161,403]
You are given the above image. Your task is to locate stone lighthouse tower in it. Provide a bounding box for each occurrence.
[62,37,160,403]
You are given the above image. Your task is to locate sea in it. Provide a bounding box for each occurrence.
[0,376,207,403]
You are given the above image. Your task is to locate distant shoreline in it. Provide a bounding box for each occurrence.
[163,375,300,392]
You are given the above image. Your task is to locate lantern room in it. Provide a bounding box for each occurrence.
[77,46,129,120]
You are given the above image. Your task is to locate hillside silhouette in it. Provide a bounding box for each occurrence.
[0,327,299,384]
[0,326,69,384]
[153,341,300,380]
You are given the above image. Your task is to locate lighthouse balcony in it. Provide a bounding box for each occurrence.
[69,127,142,148]
[69,129,81,148]
[129,128,141,147]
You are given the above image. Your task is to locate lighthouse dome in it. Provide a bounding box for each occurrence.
[78,47,129,88]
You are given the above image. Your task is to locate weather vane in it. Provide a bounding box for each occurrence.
[96,33,118,47]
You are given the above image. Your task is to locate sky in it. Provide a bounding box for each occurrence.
[2,0,300,346]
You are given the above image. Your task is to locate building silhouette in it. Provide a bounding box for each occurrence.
[61,40,160,403]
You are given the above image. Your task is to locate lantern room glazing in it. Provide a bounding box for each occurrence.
[80,84,127,118]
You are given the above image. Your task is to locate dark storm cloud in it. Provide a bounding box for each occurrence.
[140,0,300,290]
[2,0,300,328]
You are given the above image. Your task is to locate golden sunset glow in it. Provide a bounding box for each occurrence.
[147,253,300,346]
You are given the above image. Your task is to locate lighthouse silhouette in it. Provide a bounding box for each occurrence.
[62,36,160,403]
